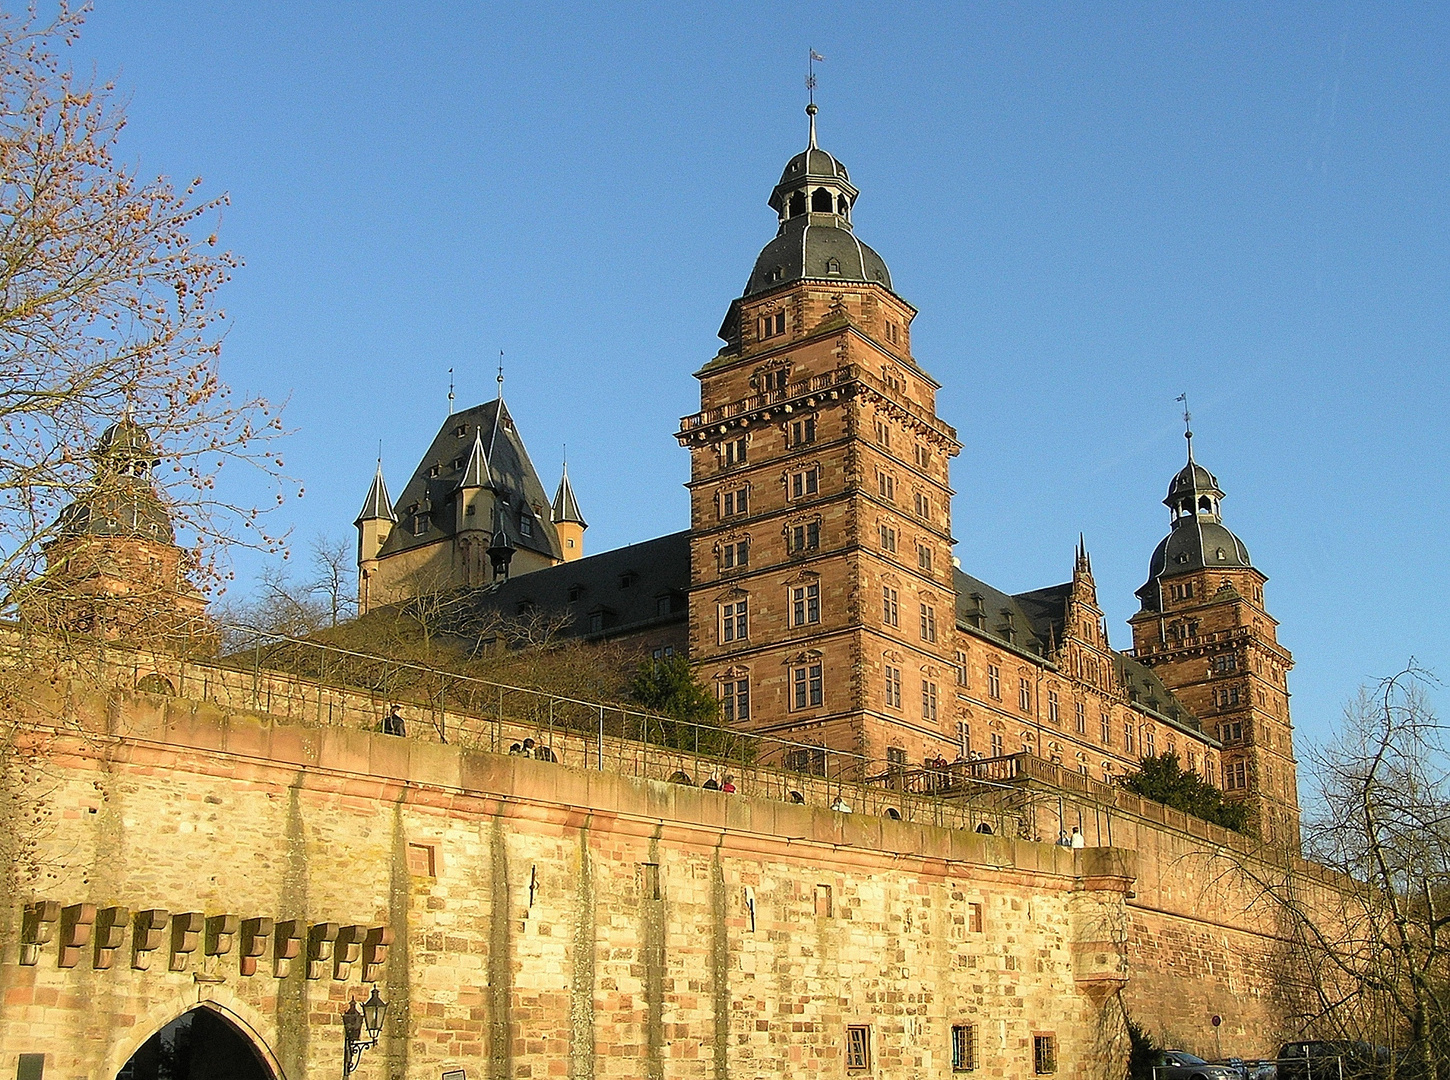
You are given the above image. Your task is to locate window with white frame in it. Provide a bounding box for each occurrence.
[922,679,939,722]
[720,675,749,723]
[720,539,748,570]
[790,467,820,500]
[879,523,897,552]
[987,664,1001,700]
[919,603,937,643]
[884,663,902,709]
[721,487,748,517]
[882,586,899,627]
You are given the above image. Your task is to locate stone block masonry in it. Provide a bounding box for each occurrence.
[0,684,1305,1079]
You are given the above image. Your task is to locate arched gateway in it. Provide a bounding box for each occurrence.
[116,1007,275,1080]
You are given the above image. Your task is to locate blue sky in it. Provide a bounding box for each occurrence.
[72,2,1448,750]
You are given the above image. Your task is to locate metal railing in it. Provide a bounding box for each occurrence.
[96,626,1025,838]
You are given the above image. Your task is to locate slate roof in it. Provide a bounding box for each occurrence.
[377,400,562,563]
[465,531,690,640]
[355,463,396,524]
[552,465,586,526]
[952,568,1053,659]
[54,421,174,542]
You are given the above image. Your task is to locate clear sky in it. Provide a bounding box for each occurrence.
[70,2,1448,752]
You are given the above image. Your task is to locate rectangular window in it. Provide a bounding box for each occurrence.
[878,472,895,501]
[967,902,983,933]
[520,515,533,537]
[722,488,748,517]
[989,733,1004,757]
[919,603,937,643]
[882,587,899,627]
[987,664,1001,700]
[1033,1034,1057,1075]
[791,468,820,500]
[875,419,891,448]
[879,523,897,552]
[720,677,749,723]
[914,443,931,469]
[886,319,899,345]
[1100,713,1112,746]
[917,543,933,572]
[1124,721,1135,755]
[760,311,786,339]
[951,1025,976,1072]
[791,416,817,446]
[1214,653,1238,673]
[814,883,833,917]
[786,746,827,775]
[790,521,821,553]
[1226,759,1247,790]
[955,649,968,687]
[723,437,747,466]
[1018,678,1032,713]
[792,663,824,710]
[721,540,748,569]
[921,680,939,722]
[406,843,436,877]
[914,491,931,518]
[1047,688,1060,725]
[1075,701,1086,735]
[1144,729,1156,756]
[884,664,902,709]
[720,600,748,643]
[957,721,971,758]
[792,582,821,626]
[846,1026,871,1072]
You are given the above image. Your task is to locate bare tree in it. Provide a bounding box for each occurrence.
[307,535,356,627]
[1237,665,1450,1078]
[0,5,287,603]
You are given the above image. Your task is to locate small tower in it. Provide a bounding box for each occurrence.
[551,462,587,562]
[453,429,496,587]
[354,461,396,615]
[1129,429,1300,847]
[24,420,211,648]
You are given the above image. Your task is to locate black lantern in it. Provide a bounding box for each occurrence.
[487,515,516,582]
[342,988,388,1076]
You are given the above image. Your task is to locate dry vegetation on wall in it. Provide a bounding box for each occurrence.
[0,5,284,895]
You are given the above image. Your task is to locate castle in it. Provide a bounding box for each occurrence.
[0,105,1323,1080]
[354,103,1300,846]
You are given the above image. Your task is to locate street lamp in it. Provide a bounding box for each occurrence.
[342,986,388,1077]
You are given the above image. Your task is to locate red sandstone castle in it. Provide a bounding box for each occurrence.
[342,105,1299,846]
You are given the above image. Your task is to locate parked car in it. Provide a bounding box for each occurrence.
[1276,1041,1390,1080]
[1149,1050,1243,1079]
[1213,1058,1277,1080]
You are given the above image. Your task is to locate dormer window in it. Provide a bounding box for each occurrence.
[454,424,468,438]
[427,464,441,478]
[826,257,841,275]
[568,585,585,602]
[619,571,638,589]
[519,515,533,538]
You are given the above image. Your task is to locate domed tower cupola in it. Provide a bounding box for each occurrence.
[742,104,893,300]
[1135,426,1254,611]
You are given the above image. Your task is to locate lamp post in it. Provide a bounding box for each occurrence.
[342,986,388,1077]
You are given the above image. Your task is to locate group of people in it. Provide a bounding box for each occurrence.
[507,738,558,763]
[702,773,737,793]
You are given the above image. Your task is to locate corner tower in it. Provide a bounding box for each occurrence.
[1128,430,1300,846]
[678,104,962,776]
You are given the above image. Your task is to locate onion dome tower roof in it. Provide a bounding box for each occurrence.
[742,103,892,299]
[1136,430,1255,609]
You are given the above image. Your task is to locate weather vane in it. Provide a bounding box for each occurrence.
[497,350,505,399]
[807,49,825,105]
[447,368,455,415]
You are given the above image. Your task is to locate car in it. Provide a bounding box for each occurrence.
[1276,1041,1390,1080]
[1212,1058,1277,1080]
[1149,1050,1243,1079]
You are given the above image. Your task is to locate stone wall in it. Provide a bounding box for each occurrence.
[0,678,1316,1079]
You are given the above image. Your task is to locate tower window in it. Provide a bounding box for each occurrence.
[791,662,824,710]
[879,524,897,552]
[922,679,939,722]
[878,472,896,501]
[987,664,1001,700]
[952,1025,976,1072]
[914,492,931,519]
[721,488,748,517]
[789,520,820,554]
[886,320,899,345]
[722,437,747,466]
[882,586,899,627]
[919,603,937,643]
[875,419,891,448]
[788,191,807,217]
[1034,1035,1057,1075]
[826,257,841,275]
[791,581,821,626]
[720,599,748,643]
[884,663,902,709]
[836,193,849,215]
[811,187,833,213]
[791,416,817,446]
[721,539,748,570]
[790,468,820,499]
[917,543,933,572]
[760,311,786,340]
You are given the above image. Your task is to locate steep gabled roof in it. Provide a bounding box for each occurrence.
[378,400,562,562]
[457,429,491,491]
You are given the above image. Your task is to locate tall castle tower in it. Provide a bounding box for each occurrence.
[678,104,961,776]
[1128,430,1300,845]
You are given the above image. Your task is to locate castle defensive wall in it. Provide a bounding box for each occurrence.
[0,639,1335,1080]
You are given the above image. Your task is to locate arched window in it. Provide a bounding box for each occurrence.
[811,187,833,212]
[118,1007,276,1080]
[837,194,849,215]
[789,190,807,217]
[1199,495,1212,512]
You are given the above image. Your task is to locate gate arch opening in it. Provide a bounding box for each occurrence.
[116,1007,275,1080]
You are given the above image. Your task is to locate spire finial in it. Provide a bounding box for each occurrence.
[807,49,825,148]
[497,350,505,400]
[447,367,455,415]
[1176,392,1193,463]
